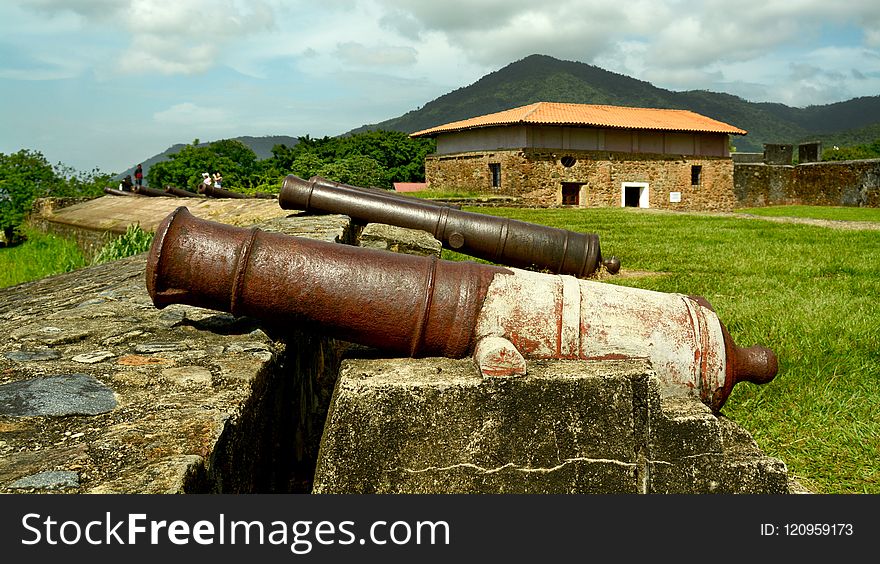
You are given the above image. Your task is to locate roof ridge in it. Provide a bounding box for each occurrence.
[520,102,543,121]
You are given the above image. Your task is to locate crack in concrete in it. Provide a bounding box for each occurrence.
[398,454,717,476]
[400,457,637,475]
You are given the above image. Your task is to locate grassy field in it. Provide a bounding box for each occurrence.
[448,206,879,494]
[0,229,87,288]
[735,204,880,223]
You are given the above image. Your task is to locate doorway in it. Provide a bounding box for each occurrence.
[561,182,582,206]
[621,183,649,208]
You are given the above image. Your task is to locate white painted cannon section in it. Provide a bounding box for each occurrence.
[473,268,728,405]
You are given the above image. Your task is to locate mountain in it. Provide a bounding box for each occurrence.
[117,135,298,180]
[349,54,880,153]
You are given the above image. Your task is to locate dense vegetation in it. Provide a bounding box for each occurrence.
[821,138,880,161]
[145,131,434,194]
[351,54,880,153]
[91,223,154,265]
[0,149,113,243]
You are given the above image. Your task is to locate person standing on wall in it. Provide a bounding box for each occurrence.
[134,164,144,187]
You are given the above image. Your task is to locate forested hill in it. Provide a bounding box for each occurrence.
[349,54,880,153]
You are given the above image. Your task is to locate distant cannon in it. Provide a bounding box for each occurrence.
[198,183,276,200]
[103,187,134,197]
[165,185,201,198]
[278,175,619,278]
[134,185,176,197]
[146,207,777,411]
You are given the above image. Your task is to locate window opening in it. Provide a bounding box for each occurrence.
[691,165,702,186]
[489,163,501,188]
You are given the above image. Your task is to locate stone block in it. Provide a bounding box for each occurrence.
[0,211,354,494]
[358,223,441,257]
[314,357,791,494]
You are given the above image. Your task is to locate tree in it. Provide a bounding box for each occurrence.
[822,138,880,161]
[147,139,261,192]
[0,150,114,244]
[265,130,435,188]
[0,150,58,242]
[147,144,240,192]
[315,155,387,188]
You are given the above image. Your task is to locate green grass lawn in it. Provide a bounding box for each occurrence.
[735,204,880,223]
[450,206,880,494]
[0,229,87,288]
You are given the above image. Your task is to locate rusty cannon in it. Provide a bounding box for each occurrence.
[308,175,462,210]
[165,185,201,198]
[103,186,134,197]
[278,174,620,278]
[146,207,777,411]
[199,183,277,200]
[134,185,177,197]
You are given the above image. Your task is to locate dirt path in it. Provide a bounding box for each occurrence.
[727,212,880,231]
[643,208,880,231]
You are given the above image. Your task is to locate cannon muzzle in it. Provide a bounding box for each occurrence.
[279,174,620,278]
[146,207,777,411]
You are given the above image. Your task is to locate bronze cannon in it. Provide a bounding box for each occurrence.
[278,174,620,278]
[146,207,777,411]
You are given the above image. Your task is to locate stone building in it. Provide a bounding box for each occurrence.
[411,102,747,211]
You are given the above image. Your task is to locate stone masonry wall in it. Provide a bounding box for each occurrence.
[0,212,354,494]
[426,149,737,211]
[734,159,880,208]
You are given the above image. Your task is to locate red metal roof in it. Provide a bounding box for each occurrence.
[410,102,747,137]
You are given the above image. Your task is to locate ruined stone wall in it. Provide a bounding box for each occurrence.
[734,159,880,208]
[426,149,737,211]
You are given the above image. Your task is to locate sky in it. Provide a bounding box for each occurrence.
[1,0,879,174]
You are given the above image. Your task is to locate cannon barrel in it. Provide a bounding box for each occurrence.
[134,185,175,197]
[279,174,620,278]
[309,175,462,210]
[146,207,777,411]
[165,185,201,198]
[104,187,134,196]
[199,183,276,200]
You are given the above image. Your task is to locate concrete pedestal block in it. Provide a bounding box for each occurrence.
[313,357,790,494]
[358,223,442,257]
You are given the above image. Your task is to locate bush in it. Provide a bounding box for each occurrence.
[92,223,154,265]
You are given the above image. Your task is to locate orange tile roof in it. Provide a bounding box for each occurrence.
[410,102,747,137]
